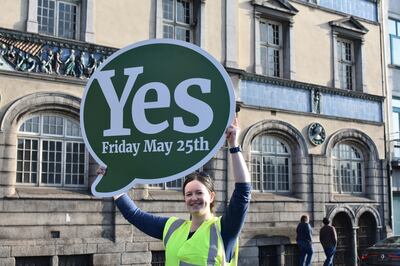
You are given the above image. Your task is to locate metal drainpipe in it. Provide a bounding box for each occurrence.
[310,155,315,228]
[378,0,393,235]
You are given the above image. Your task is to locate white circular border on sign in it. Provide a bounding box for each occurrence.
[80,39,236,197]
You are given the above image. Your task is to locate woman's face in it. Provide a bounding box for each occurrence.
[184,180,215,217]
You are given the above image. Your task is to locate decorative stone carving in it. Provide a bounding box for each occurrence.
[312,89,321,114]
[0,31,115,79]
[64,49,76,77]
[85,53,97,78]
[16,52,36,72]
[52,49,62,75]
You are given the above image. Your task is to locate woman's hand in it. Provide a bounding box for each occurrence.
[225,117,240,148]
[96,166,107,176]
[96,166,123,200]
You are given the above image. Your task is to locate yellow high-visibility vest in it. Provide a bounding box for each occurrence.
[162,216,239,266]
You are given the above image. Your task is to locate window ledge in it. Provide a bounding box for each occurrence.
[251,192,303,202]
[144,189,183,201]
[388,64,400,70]
[392,187,400,192]
[331,194,375,203]
[9,187,95,200]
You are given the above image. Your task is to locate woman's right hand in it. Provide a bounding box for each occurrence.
[96,166,124,200]
[96,166,107,176]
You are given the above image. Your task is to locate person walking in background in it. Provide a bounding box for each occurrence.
[297,215,313,266]
[319,217,337,266]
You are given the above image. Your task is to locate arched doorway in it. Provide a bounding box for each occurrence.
[333,212,353,266]
[357,212,377,257]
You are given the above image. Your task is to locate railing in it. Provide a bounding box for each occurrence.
[0,27,117,80]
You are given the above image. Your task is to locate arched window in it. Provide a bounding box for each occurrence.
[332,142,364,193]
[16,114,88,187]
[250,135,291,192]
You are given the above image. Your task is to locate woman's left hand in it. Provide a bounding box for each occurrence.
[226,117,240,148]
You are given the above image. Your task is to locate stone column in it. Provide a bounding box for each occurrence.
[332,32,340,89]
[376,226,382,243]
[360,38,367,92]
[352,227,358,265]
[199,0,206,48]
[0,129,18,197]
[84,0,95,43]
[278,244,285,266]
[289,20,296,79]
[155,0,163,38]
[27,0,39,33]
[52,255,58,266]
[254,12,262,75]
[225,0,238,68]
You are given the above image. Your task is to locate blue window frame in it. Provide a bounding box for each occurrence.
[392,98,400,158]
[390,19,400,66]
[301,0,377,21]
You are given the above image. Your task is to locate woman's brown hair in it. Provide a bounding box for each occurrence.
[183,171,216,213]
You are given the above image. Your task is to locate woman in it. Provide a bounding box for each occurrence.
[100,119,251,265]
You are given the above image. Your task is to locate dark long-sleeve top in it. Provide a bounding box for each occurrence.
[296,222,313,242]
[115,182,251,261]
[319,225,337,248]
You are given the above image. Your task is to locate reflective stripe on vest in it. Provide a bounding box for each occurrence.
[165,219,221,266]
[164,219,185,247]
[207,223,219,265]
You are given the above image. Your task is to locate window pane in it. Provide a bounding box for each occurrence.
[277,157,289,191]
[163,0,192,43]
[16,138,39,184]
[260,46,267,76]
[337,39,354,90]
[251,135,290,192]
[59,255,91,266]
[389,19,397,36]
[57,2,77,39]
[175,27,190,42]
[251,155,261,190]
[260,21,282,78]
[176,0,190,24]
[151,251,166,266]
[38,0,55,36]
[163,0,174,20]
[270,24,280,45]
[333,143,364,194]
[260,22,267,43]
[66,119,82,137]
[264,156,275,191]
[166,178,183,189]
[392,111,400,139]
[391,37,400,65]
[65,141,86,186]
[19,116,40,133]
[41,140,63,185]
[17,115,87,188]
[163,25,174,39]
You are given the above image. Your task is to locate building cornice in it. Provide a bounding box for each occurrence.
[226,67,384,103]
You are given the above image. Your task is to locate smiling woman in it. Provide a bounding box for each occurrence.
[183,173,215,219]
[104,118,251,266]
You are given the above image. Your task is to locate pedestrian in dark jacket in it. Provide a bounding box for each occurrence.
[296,215,313,266]
[319,217,337,266]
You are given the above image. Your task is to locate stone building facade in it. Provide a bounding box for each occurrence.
[0,0,391,265]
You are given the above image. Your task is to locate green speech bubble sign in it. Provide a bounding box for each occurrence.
[81,39,235,197]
